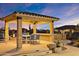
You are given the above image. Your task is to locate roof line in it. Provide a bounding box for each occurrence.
[1,11,60,20]
[14,11,59,19]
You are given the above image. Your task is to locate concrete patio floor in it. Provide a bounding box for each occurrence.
[0,39,49,56]
[0,39,79,56]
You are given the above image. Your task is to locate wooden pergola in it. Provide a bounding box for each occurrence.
[1,11,59,49]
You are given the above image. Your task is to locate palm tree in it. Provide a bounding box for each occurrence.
[29,24,32,35]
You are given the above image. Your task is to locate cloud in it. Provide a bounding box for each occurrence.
[40,7,54,16]
[0,20,4,28]
[54,4,79,27]
[61,4,79,19]
[63,18,79,25]
[54,17,79,27]
[24,3,33,7]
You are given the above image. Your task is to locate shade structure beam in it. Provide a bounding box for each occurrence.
[5,21,9,42]
[17,16,22,49]
[33,22,37,34]
[49,21,54,43]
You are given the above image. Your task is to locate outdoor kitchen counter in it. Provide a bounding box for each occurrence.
[36,33,54,42]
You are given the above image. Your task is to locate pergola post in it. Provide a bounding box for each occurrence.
[5,21,9,42]
[50,21,54,34]
[33,23,36,34]
[17,16,22,49]
[49,21,54,42]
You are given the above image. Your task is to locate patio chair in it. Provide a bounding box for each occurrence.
[28,34,40,44]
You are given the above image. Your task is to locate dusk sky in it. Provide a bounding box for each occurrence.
[0,3,79,29]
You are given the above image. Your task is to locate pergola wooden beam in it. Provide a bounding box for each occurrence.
[49,21,54,42]
[17,16,22,49]
[5,21,9,42]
